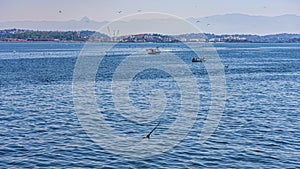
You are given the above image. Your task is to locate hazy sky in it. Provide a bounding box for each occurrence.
[1,0,299,22]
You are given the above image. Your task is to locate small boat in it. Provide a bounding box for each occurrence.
[147,47,161,54]
[192,57,206,62]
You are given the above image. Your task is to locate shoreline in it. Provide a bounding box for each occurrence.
[0,40,299,43]
[1,29,300,43]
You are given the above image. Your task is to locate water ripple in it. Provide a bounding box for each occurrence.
[1,42,300,168]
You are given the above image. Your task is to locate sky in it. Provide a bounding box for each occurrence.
[0,0,300,22]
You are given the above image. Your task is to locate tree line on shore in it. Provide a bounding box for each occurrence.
[1,29,300,43]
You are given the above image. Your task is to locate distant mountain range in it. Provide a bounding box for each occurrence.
[0,14,300,35]
[0,16,108,32]
[187,14,300,35]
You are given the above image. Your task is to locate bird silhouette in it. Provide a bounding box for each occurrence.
[143,122,160,139]
[117,10,122,14]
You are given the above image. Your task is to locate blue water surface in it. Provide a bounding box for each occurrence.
[0,42,299,168]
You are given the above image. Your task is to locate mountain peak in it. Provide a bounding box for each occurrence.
[80,16,90,22]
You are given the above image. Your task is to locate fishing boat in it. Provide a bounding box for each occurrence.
[147,47,161,54]
[192,57,206,62]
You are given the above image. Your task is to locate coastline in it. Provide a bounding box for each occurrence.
[1,29,300,43]
[0,40,299,43]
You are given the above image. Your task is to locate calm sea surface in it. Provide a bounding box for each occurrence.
[0,42,299,168]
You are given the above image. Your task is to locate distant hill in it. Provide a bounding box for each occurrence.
[0,16,108,31]
[0,29,110,42]
[187,13,300,35]
[0,14,300,35]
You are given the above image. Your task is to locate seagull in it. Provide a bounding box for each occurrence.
[137,10,142,12]
[143,122,160,139]
[196,20,201,23]
[207,23,211,26]
[117,10,122,14]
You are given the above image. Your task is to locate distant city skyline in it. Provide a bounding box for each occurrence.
[1,0,299,22]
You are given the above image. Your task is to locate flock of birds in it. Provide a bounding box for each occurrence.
[58,10,142,14]
[117,10,142,14]
[58,9,212,26]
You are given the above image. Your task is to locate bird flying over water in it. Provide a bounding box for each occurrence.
[143,122,160,139]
